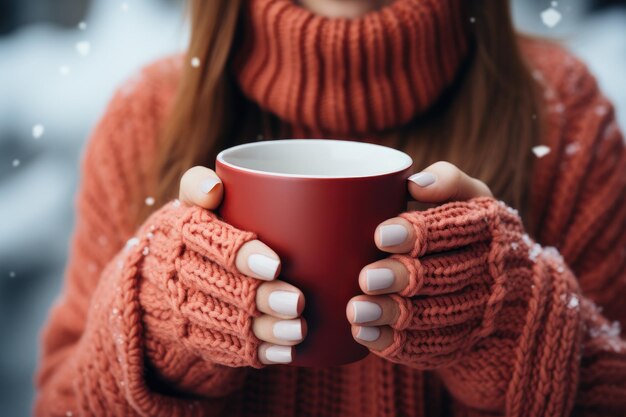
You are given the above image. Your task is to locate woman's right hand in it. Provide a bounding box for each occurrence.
[178,166,307,365]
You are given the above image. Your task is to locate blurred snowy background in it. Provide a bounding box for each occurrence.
[0,0,624,415]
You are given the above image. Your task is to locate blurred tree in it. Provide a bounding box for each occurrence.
[0,0,91,36]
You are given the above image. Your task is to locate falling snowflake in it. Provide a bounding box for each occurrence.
[145,196,155,206]
[75,41,91,56]
[567,295,579,309]
[59,65,70,76]
[191,57,201,68]
[565,142,580,155]
[541,8,562,28]
[532,145,551,158]
[595,104,608,116]
[78,21,87,30]
[121,2,129,12]
[511,242,519,251]
[551,1,558,7]
[66,411,73,417]
[32,124,45,139]
[142,247,150,256]
[9,271,16,278]
[12,159,20,167]
[469,17,476,23]
[172,199,181,208]
[124,237,139,251]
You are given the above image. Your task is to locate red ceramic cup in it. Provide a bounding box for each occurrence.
[216,139,413,367]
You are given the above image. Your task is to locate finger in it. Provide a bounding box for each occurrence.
[407,161,492,204]
[345,295,399,326]
[252,314,308,346]
[373,217,415,254]
[256,280,305,319]
[235,239,281,281]
[179,166,224,209]
[258,342,295,365]
[351,325,393,352]
[358,258,409,295]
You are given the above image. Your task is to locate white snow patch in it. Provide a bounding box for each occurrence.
[75,41,91,56]
[32,123,45,139]
[541,8,562,28]
[58,65,70,76]
[532,145,551,158]
[565,142,580,155]
[124,236,139,251]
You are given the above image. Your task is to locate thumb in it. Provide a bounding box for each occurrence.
[179,166,224,210]
[406,161,492,204]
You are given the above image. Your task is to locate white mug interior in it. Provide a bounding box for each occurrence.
[217,139,412,178]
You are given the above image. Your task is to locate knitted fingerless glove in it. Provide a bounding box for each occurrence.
[70,200,266,416]
[373,197,583,416]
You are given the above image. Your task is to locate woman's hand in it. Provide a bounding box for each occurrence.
[346,161,493,354]
[178,166,307,365]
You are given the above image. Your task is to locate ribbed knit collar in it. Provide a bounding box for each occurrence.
[233,0,470,135]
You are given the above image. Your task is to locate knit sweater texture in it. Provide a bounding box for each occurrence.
[35,0,626,416]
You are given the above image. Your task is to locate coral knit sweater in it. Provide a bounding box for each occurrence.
[35,0,626,416]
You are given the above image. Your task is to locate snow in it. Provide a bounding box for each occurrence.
[75,40,91,56]
[191,57,201,68]
[12,159,20,167]
[142,246,150,256]
[32,124,45,139]
[532,145,551,158]
[124,237,140,251]
[567,295,579,309]
[469,17,476,24]
[565,142,580,155]
[78,21,87,30]
[541,8,562,28]
[58,65,71,76]
[9,271,16,278]
[145,196,155,206]
[121,3,130,13]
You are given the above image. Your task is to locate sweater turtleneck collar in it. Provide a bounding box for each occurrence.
[233,0,470,135]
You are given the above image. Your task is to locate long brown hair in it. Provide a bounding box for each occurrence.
[139,0,541,227]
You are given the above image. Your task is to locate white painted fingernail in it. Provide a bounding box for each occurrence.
[269,291,300,316]
[366,268,395,291]
[379,224,408,247]
[352,301,382,323]
[356,326,380,342]
[199,177,221,194]
[266,345,292,363]
[273,319,302,341]
[248,254,280,280]
[409,172,436,187]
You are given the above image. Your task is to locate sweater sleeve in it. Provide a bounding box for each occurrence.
[370,48,626,415]
[529,52,626,416]
[34,64,265,416]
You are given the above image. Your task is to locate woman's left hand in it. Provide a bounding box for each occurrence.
[346,161,494,358]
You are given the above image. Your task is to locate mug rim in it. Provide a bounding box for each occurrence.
[216,139,413,179]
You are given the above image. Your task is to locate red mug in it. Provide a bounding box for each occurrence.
[216,139,413,367]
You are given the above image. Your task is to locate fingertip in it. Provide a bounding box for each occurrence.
[259,343,294,365]
[179,166,224,209]
[237,239,282,281]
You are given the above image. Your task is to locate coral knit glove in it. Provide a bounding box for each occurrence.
[374,197,583,415]
[135,200,266,371]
